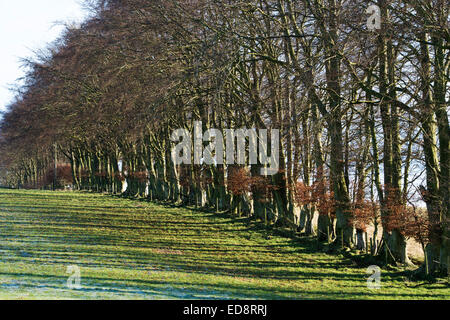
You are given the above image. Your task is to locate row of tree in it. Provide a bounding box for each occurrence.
[0,0,448,277]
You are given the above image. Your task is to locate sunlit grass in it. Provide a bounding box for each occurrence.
[0,188,448,300]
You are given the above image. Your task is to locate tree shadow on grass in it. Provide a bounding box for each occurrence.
[1,270,447,300]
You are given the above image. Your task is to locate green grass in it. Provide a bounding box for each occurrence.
[0,189,448,300]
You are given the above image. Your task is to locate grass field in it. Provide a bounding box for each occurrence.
[0,188,448,300]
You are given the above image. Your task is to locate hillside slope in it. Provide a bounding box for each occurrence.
[0,189,448,299]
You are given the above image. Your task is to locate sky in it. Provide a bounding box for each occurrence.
[0,0,89,112]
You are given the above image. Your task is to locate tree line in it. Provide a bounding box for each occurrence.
[0,0,448,277]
